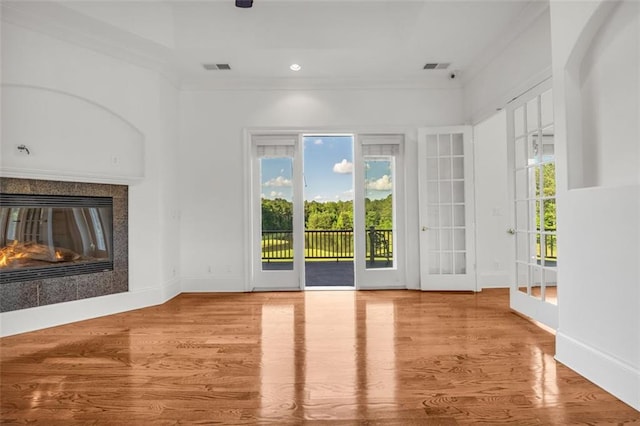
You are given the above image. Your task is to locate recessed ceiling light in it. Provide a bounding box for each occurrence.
[290,64,301,71]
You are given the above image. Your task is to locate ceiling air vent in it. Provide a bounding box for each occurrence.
[423,62,450,70]
[203,63,231,71]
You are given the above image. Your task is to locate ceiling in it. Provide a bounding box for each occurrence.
[2,0,549,89]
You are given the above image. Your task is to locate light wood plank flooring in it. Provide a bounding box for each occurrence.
[1,289,639,424]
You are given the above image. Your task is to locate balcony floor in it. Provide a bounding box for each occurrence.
[305,261,353,287]
[261,261,392,287]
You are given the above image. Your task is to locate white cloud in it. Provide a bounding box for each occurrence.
[314,139,323,145]
[366,175,392,191]
[263,176,292,187]
[314,195,324,201]
[270,191,285,198]
[333,159,353,174]
[333,189,354,201]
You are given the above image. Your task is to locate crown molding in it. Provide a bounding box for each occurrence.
[180,75,462,91]
[1,1,181,88]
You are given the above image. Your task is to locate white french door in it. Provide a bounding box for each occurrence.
[249,131,406,290]
[250,134,304,290]
[353,134,406,289]
[418,126,477,291]
[507,81,558,329]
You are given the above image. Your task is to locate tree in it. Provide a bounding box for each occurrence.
[336,210,353,229]
[307,211,335,230]
[535,164,556,231]
[261,198,293,230]
[262,195,394,231]
[365,195,393,229]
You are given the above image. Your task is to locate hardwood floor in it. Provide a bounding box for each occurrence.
[1,289,638,424]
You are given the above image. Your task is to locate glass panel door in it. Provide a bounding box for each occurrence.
[418,127,476,291]
[508,82,558,328]
[251,135,303,290]
[354,134,405,289]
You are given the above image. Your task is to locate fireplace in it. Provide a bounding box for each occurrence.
[0,194,114,284]
[0,178,128,312]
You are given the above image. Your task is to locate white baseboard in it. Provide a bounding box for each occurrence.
[0,287,164,338]
[161,277,182,301]
[180,277,246,292]
[556,331,640,411]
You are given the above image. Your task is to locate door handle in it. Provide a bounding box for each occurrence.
[422,226,428,231]
[507,228,515,235]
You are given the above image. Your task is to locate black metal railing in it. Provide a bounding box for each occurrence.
[261,228,393,262]
[305,230,354,260]
[537,229,557,261]
[261,231,294,260]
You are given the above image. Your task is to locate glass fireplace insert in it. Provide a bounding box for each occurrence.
[0,193,114,284]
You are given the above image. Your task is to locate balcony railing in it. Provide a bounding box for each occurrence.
[261,228,393,263]
[537,229,557,262]
[263,228,555,265]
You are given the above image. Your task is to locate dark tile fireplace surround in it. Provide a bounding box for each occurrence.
[0,178,128,312]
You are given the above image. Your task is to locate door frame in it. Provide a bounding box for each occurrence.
[244,128,410,291]
[302,132,356,290]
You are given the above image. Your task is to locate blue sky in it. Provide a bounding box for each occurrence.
[303,135,353,202]
[261,135,392,202]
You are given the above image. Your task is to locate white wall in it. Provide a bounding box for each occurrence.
[472,110,511,288]
[464,7,552,124]
[551,0,640,410]
[462,5,553,292]
[569,1,639,189]
[0,22,180,336]
[178,88,464,292]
